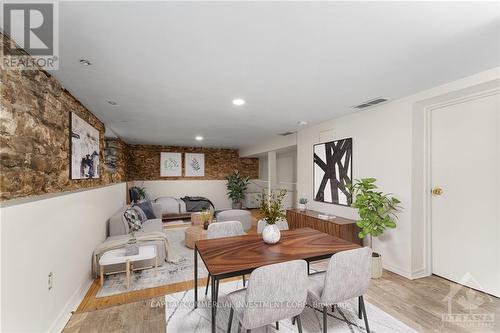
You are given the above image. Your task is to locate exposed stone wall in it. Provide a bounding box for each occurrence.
[0,33,257,201]
[0,33,126,201]
[127,145,258,181]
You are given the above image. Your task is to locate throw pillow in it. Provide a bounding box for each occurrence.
[134,201,156,219]
[123,208,143,233]
[132,206,147,222]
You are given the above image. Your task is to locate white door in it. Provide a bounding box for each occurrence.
[431,91,500,297]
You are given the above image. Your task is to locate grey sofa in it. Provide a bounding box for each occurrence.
[108,202,163,236]
[98,203,166,274]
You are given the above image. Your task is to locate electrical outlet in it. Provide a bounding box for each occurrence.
[48,272,53,290]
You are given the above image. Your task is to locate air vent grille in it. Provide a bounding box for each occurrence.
[353,97,389,109]
[278,131,295,136]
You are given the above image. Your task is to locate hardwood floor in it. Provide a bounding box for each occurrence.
[74,210,500,332]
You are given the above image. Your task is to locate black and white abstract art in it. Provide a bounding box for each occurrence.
[313,138,352,206]
[70,112,100,179]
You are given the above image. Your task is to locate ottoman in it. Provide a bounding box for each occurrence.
[216,209,252,231]
[184,225,207,249]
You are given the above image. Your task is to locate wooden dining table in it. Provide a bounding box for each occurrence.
[193,227,362,333]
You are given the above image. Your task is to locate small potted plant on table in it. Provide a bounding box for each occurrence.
[298,198,308,211]
[348,178,401,278]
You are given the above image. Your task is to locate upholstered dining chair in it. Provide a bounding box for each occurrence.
[204,221,246,296]
[226,260,308,333]
[304,247,372,333]
[256,218,289,233]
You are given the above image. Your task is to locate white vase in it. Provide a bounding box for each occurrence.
[372,254,383,279]
[262,224,281,244]
[298,203,307,211]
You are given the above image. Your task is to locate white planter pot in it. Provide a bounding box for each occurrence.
[298,204,307,211]
[262,224,281,244]
[372,254,383,279]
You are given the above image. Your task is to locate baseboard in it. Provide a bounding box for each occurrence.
[48,277,94,333]
[410,267,431,280]
[382,262,413,279]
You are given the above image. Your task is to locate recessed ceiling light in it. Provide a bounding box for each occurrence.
[232,98,245,106]
[195,136,203,141]
[107,100,117,105]
[79,59,92,66]
[297,121,308,126]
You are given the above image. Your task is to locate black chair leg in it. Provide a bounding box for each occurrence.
[331,305,335,313]
[205,274,211,296]
[242,275,246,287]
[275,321,279,330]
[296,315,303,333]
[227,308,234,333]
[323,306,327,333]
[360,296,370,333]
[292,316,296,325]
[358,296,362,319]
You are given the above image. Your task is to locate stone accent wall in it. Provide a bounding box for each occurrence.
[0,33,126,201]
[127,145,258,180]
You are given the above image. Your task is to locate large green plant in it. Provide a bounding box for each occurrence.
[348,178,401,252]
[258,189,287,224]
[225,170,250,204]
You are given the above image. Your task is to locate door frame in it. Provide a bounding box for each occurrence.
[422,87,500,277]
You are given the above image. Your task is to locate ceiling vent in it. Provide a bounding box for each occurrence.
[353,97,389,109]
[278,131,295,136]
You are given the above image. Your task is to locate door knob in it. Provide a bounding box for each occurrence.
[432,187,443,196]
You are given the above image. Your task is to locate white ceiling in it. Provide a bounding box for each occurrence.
[47,1,499,148]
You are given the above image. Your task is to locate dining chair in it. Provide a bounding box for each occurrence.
[256,218,289,233]
[304,247,372,333]
[227,260,308,333]
[204,221,246,296]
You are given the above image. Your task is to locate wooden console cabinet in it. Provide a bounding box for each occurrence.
[286,209,362,245]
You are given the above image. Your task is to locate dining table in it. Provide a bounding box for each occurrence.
[193,227,362,333]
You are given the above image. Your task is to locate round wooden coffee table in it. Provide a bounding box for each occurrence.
[185,225,207,249]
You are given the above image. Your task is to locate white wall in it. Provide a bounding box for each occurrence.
[0,183,127,332]
[136,180,233,210]
[240,133,297,157]
[294,67,500,279]
[258,150,297,184]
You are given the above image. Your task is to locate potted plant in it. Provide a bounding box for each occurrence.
[298,198,308,211]
[258,189,287,244]
[348,178,401,278]
[200,209,213,230]
[130,185,147,203]
[225,170,250,209]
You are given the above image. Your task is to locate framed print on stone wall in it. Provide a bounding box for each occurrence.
[313,138,352,206]
[160,152,182,177]
[70,112,100,179]
[185,153,205,177]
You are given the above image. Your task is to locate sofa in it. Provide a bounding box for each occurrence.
[97,202,167,274]
[108,202,163,236]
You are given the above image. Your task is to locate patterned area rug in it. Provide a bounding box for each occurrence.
[165,280,417,333]
[96,227,207,298]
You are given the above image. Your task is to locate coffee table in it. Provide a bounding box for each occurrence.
[99,245,157,289]
[184,225,207,249]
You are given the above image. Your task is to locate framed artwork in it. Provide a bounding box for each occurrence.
[313,138,352,206]
[185,153,205,177]
[70,112,100,179]
[160,152,182,177]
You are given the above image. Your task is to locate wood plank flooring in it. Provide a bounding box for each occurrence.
[73,210,500,332]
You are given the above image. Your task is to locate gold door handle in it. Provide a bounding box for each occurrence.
[432,187,443,196]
